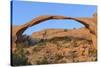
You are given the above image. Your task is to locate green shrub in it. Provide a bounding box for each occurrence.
[12,48,30,66]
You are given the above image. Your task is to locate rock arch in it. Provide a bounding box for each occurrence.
[12,14,97,51]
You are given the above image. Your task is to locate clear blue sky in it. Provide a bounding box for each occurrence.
[12,1,97,35]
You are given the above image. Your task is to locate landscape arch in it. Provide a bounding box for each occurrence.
[12,15,97,51]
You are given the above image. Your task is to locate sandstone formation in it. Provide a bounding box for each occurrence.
[12,13,97,51]
[31,28,91,40]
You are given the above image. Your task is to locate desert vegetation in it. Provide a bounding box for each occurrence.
[12,34,97,66]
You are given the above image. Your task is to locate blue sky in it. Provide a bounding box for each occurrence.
[12,1,97,35]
